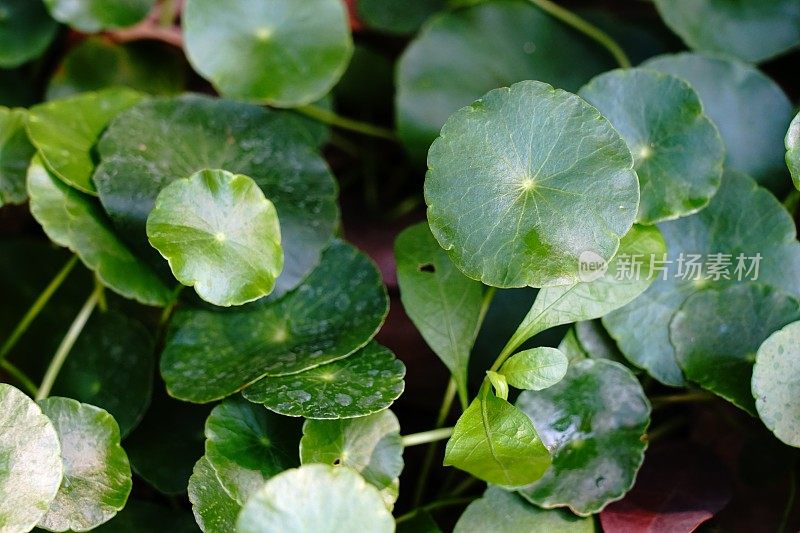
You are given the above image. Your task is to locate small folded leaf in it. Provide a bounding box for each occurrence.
[486,371,509,401]
[205,397,301,504]
[425,80,639,288]
[0,0,58,68]
[579,68,723,224]
[161,241,388,403]
[517,359,650,516]
[787,112,800,191]
[444,389,551,487]
[0,384,62,532]
[147,169,284,307]
[455,487,595,533]
[395,221,483,407]
[300,410,403,507]
[236,464,394,533]
[242,342,405,419]
[0,106,35,205]
[26,88,143,194]
[43,0,155,32]
[37,398,132,532]
[183,0,353,107]
[752,320,800,447]
[27,155,173,306]
[500,347,568,391]
[188,456,240,533]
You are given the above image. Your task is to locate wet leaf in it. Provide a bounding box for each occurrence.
[0,106,35,205]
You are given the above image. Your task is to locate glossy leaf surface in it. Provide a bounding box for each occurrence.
[0,106,34,205]
[0,0,58,68]
[787,112,800,191]
[188,456,240,533]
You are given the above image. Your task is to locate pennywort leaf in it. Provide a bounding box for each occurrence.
[787,112,800,191]
[188,456,240,533]
[43,0,155,31]
[0,0,58,68]
[0,106,34,206]
[499,347,568,391]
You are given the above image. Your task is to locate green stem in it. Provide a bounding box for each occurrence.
[35,285,101,401]
[294,105,397,142]
[395,497,476,524]
[527,0,631,69]
[650,390,715,409]
[0,255,79,363]
[412,379,458,506]
[0,360,38,396]
[158,0,178,27]
[401,427,454,448]
[778,459,797,533]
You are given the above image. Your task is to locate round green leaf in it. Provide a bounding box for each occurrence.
[671,284,800,414]
[516,359,651,516]
[604,171,800,386]
[579,68,723,224]
[183,0,353,107]
[243,342,405,419]
[753,321,800,447]
[643,53,794,191]
[396,0,613,160]
[37,398,132,532]
[43,0,155,31]
[455,487,595,533]
[787,112,800,191]
[0,0,58,68]
[161,240,388,403]
[188,456,240,533]
[27,88,144,194]
[236,464,394,533]
[94,94,338,298]
[300,410,403,506]
[426,80,638,288]
[27,155,173,306]
[0,106,35,205]
[500,347,568,391]
[653,0,800,63]
[205,397,301,505]
[357,0,445,34]
[51,311,154,437]
[147,169,283,307]
[0,384,62,533]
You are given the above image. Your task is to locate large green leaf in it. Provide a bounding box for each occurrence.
[671,284,800,414]
[147,169,284,307]
[579,68,723,224]
[357,0,445,34]
[188,456,240,533]
[653,0,800,63]
[243,342,404,419]
[0,384,62,533]
[43,0,155,31]
[27,155,173,307]
[0,0,58,68]
[205,397,301,505]
[94,94,338,298]
[426,80,638,288]
[752,321,800,448]
[604,171,800,386]
[27,88,143,194]
[787,112,800,191]
[444,388,551,487]
[500,347,568,391]
[37,398,132,532]
[300,410,403,507]
[0,106,34,205]
[643,53,794,191]
[236,464,394,533]
[183,0,353,107]
[517,359,650,516]
[454,487,595,533]
[50,311,154,437]
[161,241,388,403]
[395,222,484,405]
[396,0,613,160]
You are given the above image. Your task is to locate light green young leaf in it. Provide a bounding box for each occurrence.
[558,328,589,363]
[0,384,62,533]
[444,388,551,487]
[147,169,283,307]
[236,464,394,533]
[188,456,240,533]
[183,0,353,107]
[300,410,403,507]
[243,342,405,420]
[161,241,388,403]
[0,0,58,68]
[425,80,639,288]
[26,88,143,194]
[787,112,800,191]
[27,155,173,306]
[752,321,800,448]
[500,347,568,391]
[43,0,155,32]
[516,359,650,516]
[0,106,34,205]
[579,68,723,224]
[205,397,301,505]
[486,371,509,401]
[37,398,132,532]
[395,222,484,406]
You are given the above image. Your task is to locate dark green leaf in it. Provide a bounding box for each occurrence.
[574,321,627,366]
[787,112,800,191]
[357,0,445,34]
[0,106,35,205]
[0,0,58,68]
[188,456,240,533]
[43,0,155,31]
[500,347,568,391]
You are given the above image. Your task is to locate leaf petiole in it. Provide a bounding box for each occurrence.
[0,360,38,396]
[294,104,397,142]
[401,427,455,448]
[394,496,476,525]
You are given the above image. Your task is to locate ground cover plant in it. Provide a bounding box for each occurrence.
[1,0,800,531]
